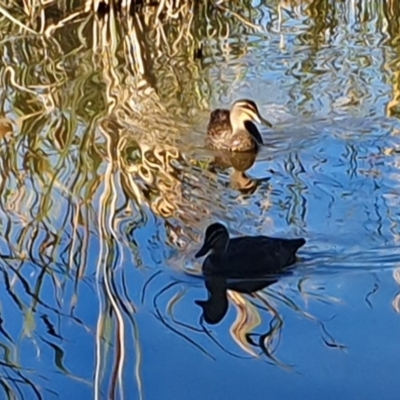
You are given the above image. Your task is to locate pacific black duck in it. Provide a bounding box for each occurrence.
[195,223,305,278]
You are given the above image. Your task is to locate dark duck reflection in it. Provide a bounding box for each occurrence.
[194,223,306,324]
[206,99,273,153]
[196,275,279,325]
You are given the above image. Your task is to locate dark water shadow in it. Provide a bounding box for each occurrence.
[140,260,347,369]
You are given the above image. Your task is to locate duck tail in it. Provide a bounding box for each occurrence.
[290,238,306,252]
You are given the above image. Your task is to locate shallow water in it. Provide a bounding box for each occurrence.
[1,1,400,399]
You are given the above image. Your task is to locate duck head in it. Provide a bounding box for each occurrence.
[195,223,230,258]
[195,297,229,325]
[230,99,273,132]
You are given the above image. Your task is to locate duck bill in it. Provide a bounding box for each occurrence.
[259,115,273,128]
[195,242,210,258]
[195,299,207,307]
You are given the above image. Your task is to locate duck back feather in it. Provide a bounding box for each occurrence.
[203,236,306,278]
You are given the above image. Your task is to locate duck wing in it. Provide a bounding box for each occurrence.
[228,236,305,254]
[206,109,232,149]
[204,236,305,278]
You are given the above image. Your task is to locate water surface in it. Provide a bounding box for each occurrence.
[0,1,400,399]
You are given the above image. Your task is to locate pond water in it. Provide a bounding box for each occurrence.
[1,1,400,399]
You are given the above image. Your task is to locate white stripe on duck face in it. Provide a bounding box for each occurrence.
[233,106,261,124]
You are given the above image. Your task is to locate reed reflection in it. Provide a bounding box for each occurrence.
[146,262,345,365]
[194,272,312,364]
[1,0,400,398]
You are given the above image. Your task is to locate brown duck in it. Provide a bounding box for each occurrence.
[206,99,273,152]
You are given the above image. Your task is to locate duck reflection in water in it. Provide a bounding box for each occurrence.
[211,151,270,194]
[196,275,279,325]
[194,223,306,324]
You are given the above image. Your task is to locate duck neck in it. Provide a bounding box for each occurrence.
[210,239,229,256]
[210,247,225,256]
[230,110,247,134]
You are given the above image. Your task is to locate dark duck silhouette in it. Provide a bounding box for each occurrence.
[206,99,273,152]
[195,222,306,278]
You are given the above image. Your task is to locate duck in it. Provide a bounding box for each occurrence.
[195,222,305,278]
[206,99,273,152]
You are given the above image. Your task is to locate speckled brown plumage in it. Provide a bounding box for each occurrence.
[205,109,259,152]
[205,100,270,153]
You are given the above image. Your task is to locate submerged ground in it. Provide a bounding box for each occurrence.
[0,1,400,399]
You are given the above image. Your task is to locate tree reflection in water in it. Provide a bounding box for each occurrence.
[142,266,346,368]
[0,0,400,398]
